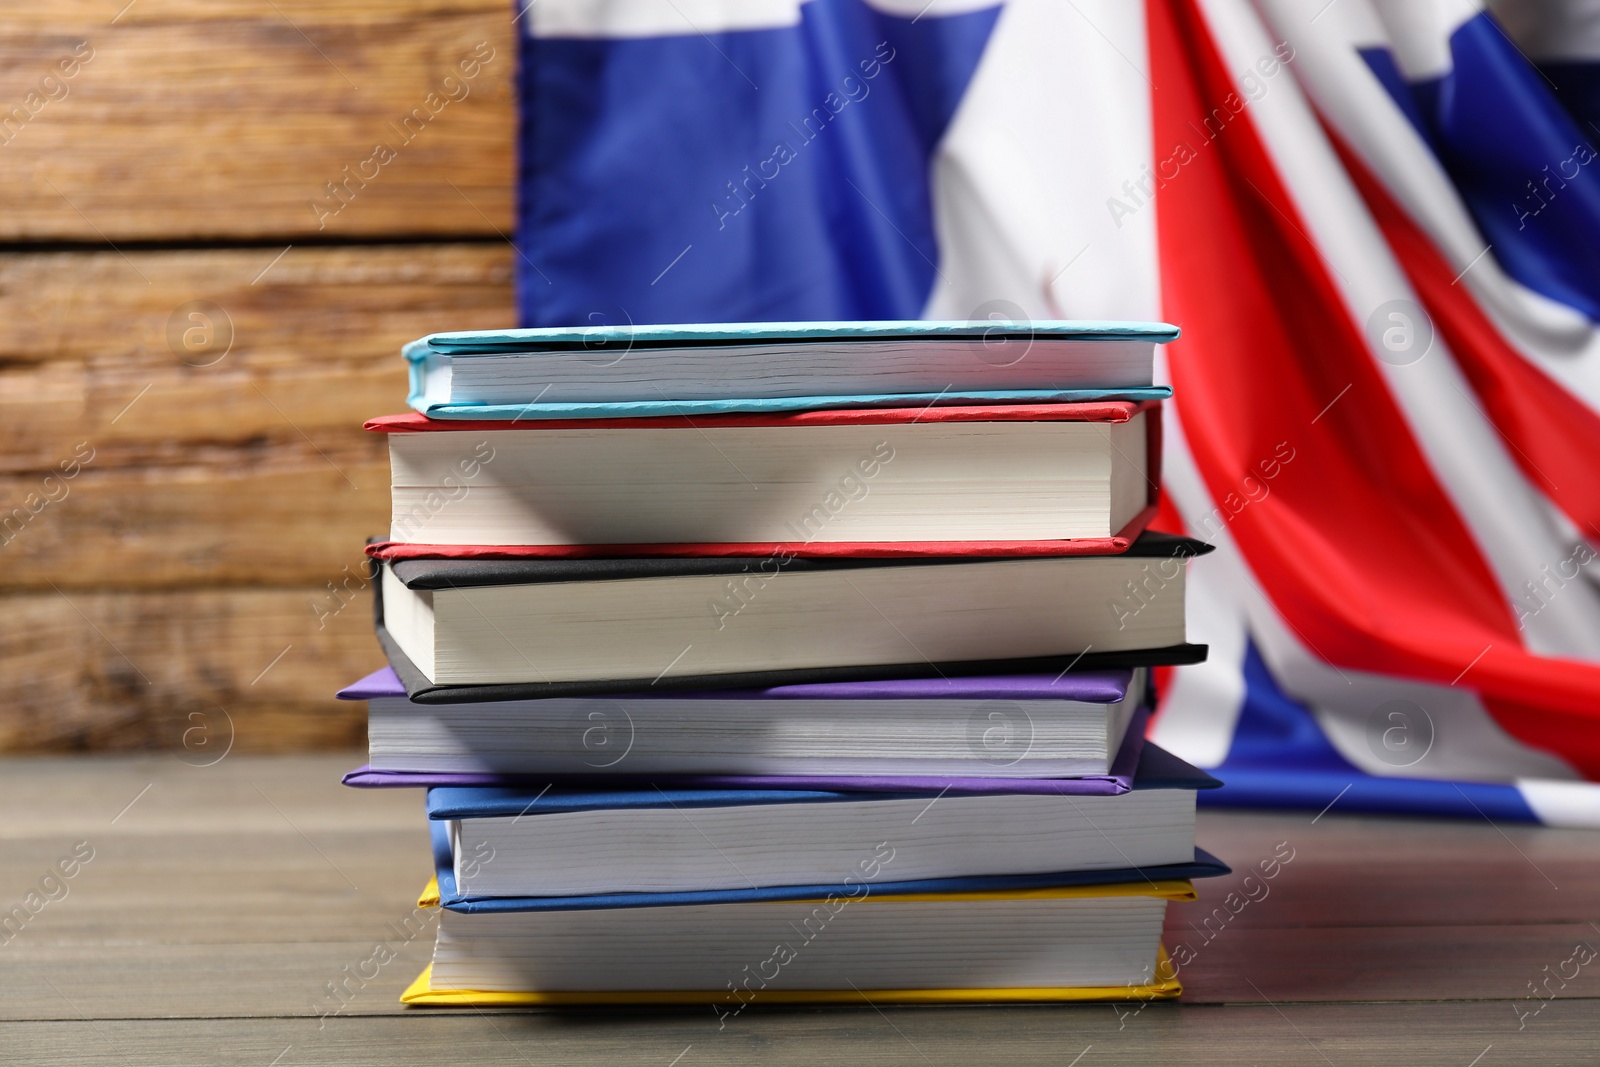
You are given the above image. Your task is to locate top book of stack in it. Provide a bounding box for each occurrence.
[375,320,1182,561]
[403,319,1177,420]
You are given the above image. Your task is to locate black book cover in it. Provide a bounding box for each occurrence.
[374,589,1208,705]
[387,530,1213,590]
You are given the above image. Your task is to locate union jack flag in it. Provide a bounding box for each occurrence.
[512,0,1600,826]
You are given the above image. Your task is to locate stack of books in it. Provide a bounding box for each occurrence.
[339,320,1228,1010]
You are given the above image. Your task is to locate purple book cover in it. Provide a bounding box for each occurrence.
[339,662,1150,796]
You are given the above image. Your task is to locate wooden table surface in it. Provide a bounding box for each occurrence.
[3,753,1597,1065]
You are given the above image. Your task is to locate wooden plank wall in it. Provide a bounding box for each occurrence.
[0,1,517,751]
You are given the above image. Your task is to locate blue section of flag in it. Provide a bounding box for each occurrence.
[1357,12,1600,320]
[1356,46,1429,140]
[1201,768,1539,822]
[1199,641,1540,822]
[516,0,1002,328]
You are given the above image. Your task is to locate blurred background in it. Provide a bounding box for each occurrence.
[5,0,1600,823]
[1,3,517,754]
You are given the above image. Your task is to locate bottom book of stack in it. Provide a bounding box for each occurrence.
[391,742,1228,1007]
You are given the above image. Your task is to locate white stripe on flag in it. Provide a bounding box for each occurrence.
[921,0,1160,322]
[861,0,1006,16]
[525,0,999,39]
[1516,777,1600,827]
[1201,0,1600,658]
[1366,0,1483,79]
[1144,533,1250,770]
[1146,347,1249,769]
[526,0,804,39]
[1157,352,1580,784]
[1255,0,1600,417]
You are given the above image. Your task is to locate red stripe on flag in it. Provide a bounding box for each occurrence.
[1333,137,1600,771]
[1335,136,1600,542]
[1147,0,1600,774]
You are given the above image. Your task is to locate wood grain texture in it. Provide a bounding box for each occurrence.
[0,4,522,750]
[1175,809,1600,925]
[0,589,384,751]
[1,766,1595,1057]
[4,3,1596,1057]
[0,1,513,240]
[4,1005,1595,1067]
[0,244,513,751]
[0,245,512,472]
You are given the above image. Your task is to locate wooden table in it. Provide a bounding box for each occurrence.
[3,753,1597,1064]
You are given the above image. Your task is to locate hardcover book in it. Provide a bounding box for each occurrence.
[373,531,1211,695]
[339,665,1150,780]
[366,402,1162,557]
[403,888,1198,1005]
[404,319,1178,421]
[404,809,1228,1005]
[426,742,1217,899]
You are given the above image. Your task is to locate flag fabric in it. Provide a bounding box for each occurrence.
[514,0,1600,826]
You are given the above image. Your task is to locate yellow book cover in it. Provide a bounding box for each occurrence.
[402,880,1191,1006]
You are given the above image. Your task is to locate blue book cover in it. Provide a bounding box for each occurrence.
[424,741,1219,821]
[426,817,1230,913]
[404,320,1177,419]
[422,742,1222,908]
[422,320,1179,351]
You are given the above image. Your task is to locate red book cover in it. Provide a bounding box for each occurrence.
[365,401,1163,561]
[363,401,1153,434]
